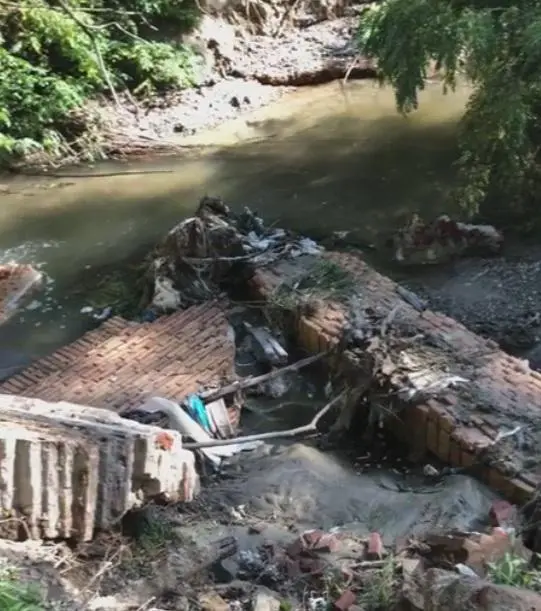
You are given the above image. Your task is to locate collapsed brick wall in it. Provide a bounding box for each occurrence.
[0,302,235,412]
[251,251,538,505]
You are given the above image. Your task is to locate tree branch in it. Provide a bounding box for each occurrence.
[200,352,326,403]
[183,391,345,449]
[56,0,122,109]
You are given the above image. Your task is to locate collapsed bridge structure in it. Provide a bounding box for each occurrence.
[0,302,237,539]
[250,251,539,505]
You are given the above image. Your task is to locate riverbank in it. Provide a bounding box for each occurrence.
[12,6,374,172]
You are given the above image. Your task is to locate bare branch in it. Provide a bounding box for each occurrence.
[56,0,122,109]
[200,352,326,402]
[183,391,345,449]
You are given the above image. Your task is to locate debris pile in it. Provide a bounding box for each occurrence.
[189,517,541,611]
[4,202,541,610]
[144,196,322,312]
[391,213,504,265]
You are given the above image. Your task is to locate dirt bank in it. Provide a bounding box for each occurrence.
[57,4,373,166]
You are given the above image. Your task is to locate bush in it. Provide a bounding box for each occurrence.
[0,567,44,611]
[0,0,200,165]
[107,41,195,93]
[0,47,83,159]
[2,2,104,89]
[102,0,200,35]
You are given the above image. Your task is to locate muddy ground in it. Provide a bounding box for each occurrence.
[0,435,503,611]
[396,243,541,360]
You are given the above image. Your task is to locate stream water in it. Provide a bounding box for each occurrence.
[0,80,470,364]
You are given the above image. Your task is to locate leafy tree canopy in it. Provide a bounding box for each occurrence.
[358,0,541,219]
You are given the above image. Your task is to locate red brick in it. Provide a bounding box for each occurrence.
[426,416,439,456]
[0,304,236,418]
[299,556,325,575]
[509,478,535,505]
[449,439,462,468]
[314,533,340,553]
[437,427,451,463]
[334,590,356,611]
[286,537,305,558]
[463,528,513,573]
[460,449,476,468]
[302,529,324,548]
[488,468,516,498]
[489,500,515,527]
[366,532,384,559]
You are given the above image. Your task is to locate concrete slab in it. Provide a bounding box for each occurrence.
[0,394,197,541]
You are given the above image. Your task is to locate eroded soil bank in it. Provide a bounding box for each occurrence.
[19,2,371,168]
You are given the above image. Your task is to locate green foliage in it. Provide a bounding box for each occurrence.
[268,258,355,313]
[3,2,104,88]
[107,40,195,93]
[358,0,541,217]
[358,555,398,610]
[0,47,83,160]
[488,551,541,591]
[0,0,200,166]
[102,0,200,35]
[0,567,44,611]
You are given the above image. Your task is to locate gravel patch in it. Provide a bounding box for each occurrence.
[398,245,541,354]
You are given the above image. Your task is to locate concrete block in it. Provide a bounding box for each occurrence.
[0,394,198,541]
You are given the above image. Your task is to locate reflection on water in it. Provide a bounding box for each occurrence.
[0,80,470,359]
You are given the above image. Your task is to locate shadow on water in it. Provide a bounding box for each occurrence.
[0,80,470,358]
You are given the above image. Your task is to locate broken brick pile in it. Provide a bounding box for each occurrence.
[0,262,42,324]
[0,301,236,413]
[270,515,527,611]
[250,251,541,505]
[280,529,383,579]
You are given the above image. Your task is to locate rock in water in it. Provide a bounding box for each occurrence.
[0,262,42,324]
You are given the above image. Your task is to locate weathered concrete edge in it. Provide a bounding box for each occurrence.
[249,252,535,506]
[0,394,198,540]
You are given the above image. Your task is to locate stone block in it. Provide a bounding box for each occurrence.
[0,394,197,541]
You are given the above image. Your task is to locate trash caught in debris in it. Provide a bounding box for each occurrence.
[144,196,324,312]
[391,213,504,265]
